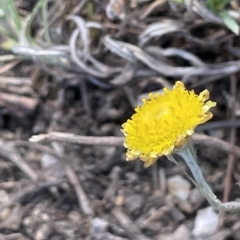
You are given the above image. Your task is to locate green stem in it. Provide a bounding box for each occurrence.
[176,144,221,209]
[171,140,240,212]
[42,0,51,43]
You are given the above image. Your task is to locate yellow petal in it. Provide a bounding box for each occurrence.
[122,81,216,167]
[199,90,209,101]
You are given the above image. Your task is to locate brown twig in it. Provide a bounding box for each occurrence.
[15,140,109,186]
[193,133,240,158]
[0,93,38,117]
[50,141,93,216]
[0,180,63,212]
[16,140,93,215]
[29,131,240,158]
[29,132,124,146]
[223,74,237,202]
[197,119,240,131]
[0,61,19,74]
[140,0,166,20]
[141,205,171,227]
[112,207,151,240]
[0,142,37,181]
[0,233,27,240]
[65,164,93,215]
[15,140,63,159]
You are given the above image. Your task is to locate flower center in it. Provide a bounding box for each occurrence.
[157,105,170,118]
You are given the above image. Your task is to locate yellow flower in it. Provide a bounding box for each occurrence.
[122,81,216,167]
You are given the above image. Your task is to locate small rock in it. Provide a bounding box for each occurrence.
[125,172,139,183]
[178,201,193,214]
[68,211,82,224]
[91,218,109,235]
[162,224,191,240]
[192,207,219,239]
[41,153,58,168]
[54,220,75,238]
[1,204,23,230]
[0,207,10,220]
[0,190,9,204]
[32,206,41,217]
[125,194,144,217]
[99,232,128,240]
[109,166,121,180]
[41,153,65,178]
[115,195,125,206]
[35,223,51,240]
[189,188,204,204]
[167,175,191,201]
[40,213,50,222]
[91,218,128,240]
[23,216,32,227]
[169,207,186,222]
[99,123,115,134]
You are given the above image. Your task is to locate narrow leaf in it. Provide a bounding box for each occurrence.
[220,11,239,35]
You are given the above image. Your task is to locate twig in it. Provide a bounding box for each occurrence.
[103,166,121,201]
[112,207,151,240]
[197,119,240,131]
[0,55,22,62]
[15,140,109,186]
[0,142,37,181]
[71,0,88,15]
[0,93,38,117]
[50,141,93,216]
[65,164,93,215]
[223,74,237,202]
[29,132,124,146]
[16,140,93,215]
[15,140,59,157]
[141,205,171,227]
[29,131,240,158]
[159,168,167,197]
[151,162,159,190]
[0,61,19,74]
[0,180,63,212]
[42,0,51,42]
[0,233,26,240]
[140,0,166,20]
[79,79,91,116]
[193,133,240,158]
[204,229,231,240]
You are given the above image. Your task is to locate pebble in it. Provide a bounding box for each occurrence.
[125,172,139,183]
[35,223,51,240]
[41,153,58,168]
[0,190,9,204]
[1,204,23,230]
[115,195,125,206]
[167,175,191,201]
[192,207,219,239]
[162,224,191,240]
[91,218,109,235]
[189,188,204,204]
[0,207,10,220]
[68,211,82,224]
[125,194,144,216]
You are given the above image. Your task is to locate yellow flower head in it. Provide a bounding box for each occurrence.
[122,81,216,167]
